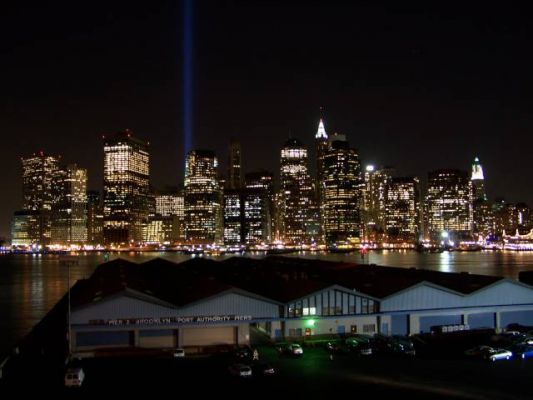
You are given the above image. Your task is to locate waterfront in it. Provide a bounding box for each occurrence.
[1,250,533,358]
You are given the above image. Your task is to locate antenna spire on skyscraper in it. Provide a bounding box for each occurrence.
[316,107,328,139]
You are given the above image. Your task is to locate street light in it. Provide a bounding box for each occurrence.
[60,257,78,362]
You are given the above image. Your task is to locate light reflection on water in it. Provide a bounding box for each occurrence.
[1,250,533,358]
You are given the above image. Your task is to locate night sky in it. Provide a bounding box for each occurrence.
[1,1,533,237]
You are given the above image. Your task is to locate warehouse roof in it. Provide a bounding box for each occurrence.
[71,256,506,309]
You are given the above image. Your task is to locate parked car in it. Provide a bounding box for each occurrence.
[173,348,185,358]
[65,367,85,388]
[464,345,494,359]
[233,346,253,360]
[370,335,415,356]
[228,363,253,377]
[251,362,275,376]
[278,343,303,356]
[510,344,533,359]
[487,348,513,362]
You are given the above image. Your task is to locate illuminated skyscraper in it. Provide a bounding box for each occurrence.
[493,201,531,236]
[223,190,243,245]
[20,151,60,244]
[184,150,222,244]
[385,177,420,243]
[22,152,60,211]
[471,157,492,238]
[11,211,40,247]
[322,134,362,245]
[51,164,88,245]
[362,165,393,243]
[151,189,185,244]
[280,138,317,245]
[227,139,243,190]
[87,190,104,245]
[315,117,328,241]
[425,169,473,241]
[103,130,150,245]
[471,157,486,201]
[245,170,274,243]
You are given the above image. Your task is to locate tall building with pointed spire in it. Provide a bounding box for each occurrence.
[471,157,486,201]
[471,157,492,238]
[227,139,243,190]
[315,115,328,242]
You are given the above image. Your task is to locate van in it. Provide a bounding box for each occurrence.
[65,367,85,388]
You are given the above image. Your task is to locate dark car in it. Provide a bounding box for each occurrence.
[251,362,275,376]
[510,344,533,359]
[233,346,253,360]
[371,334,415,356]
[228,363,252,377]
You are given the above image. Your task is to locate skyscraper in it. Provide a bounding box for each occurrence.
[385,177,420,244]
[51,164,88,245]
[362,165,393,244]
[11,211,40,247]
[425,169,473,241]
[20,151,61,244]
[280,138,317,245]
[322,134,362,245]
[149,189,185,244]
[471,157,492,238]
[315,117,328,241]
[103,130,150,245]
[471,157,486,201]
[223,189,243,245]
[184,150,222,244]
[87,190,104,245]
[245,170,274,244]
[227,139,243,190]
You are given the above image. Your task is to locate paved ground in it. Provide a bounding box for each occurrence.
[2,342,533,398]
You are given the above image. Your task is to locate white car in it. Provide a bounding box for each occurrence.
[228,363,252,377]
[65,367,85,388]
[487,348,513,361]
[173,348,185,358]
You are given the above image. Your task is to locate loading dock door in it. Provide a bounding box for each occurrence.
[182,326,237,347]
[500,311,533,328]
[468,313,494,329]
[391,315,408,335]
[138,329,177,348]
[419,315,462,333]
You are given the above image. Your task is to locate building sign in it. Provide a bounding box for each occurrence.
[89,315,253,326]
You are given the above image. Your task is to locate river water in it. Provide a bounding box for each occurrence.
[1,250,533,358]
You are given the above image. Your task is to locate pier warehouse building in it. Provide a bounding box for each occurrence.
[68,257,533,354]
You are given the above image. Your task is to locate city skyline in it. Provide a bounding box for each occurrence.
[2,1,533,237]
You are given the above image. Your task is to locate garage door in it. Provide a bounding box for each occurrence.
[182,327,237,347]
[468,313,494,329]
[76,330,132,347]
[419,315,462,333]
[138,329,177,348]
[391,314,408,335]
[500,310,533,328]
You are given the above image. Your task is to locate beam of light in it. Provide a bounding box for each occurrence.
[182,0,193,159]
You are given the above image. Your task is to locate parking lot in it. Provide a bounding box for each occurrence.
[2,332,533,398]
